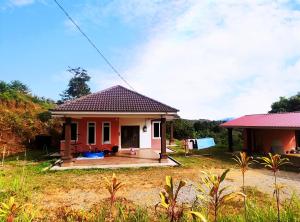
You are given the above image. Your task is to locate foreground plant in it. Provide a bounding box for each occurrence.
[233,151,254,218]
[0,197,22,222]
[104,173,125,214]
[156,175,188,222]
[259,153,290,222]
[198,169,243,222]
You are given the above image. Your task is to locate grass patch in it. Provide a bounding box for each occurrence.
[0,147,299,221]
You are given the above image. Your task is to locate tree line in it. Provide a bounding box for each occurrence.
[168,119,243,147]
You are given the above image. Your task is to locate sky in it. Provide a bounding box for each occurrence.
[1,0,300,120]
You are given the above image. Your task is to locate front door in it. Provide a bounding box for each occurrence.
[121,126,140,148]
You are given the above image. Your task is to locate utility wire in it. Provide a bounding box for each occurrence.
[53,0,135,91]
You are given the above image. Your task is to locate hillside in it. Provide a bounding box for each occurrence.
[0,80,59,155]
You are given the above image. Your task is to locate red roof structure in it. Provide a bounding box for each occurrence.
[221,113,300,129]
[52,85,178,113]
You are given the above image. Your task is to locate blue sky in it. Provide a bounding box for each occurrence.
[0,0,145,99]
[1,0,300,119]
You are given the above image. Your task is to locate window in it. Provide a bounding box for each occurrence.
[153,121,161,138]
[87,122,96,144]
[71,123,77,141]
[62,123,78,141]
[102,122,111,144]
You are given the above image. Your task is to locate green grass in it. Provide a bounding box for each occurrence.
[0,147,299,221]
[169,144,239,169]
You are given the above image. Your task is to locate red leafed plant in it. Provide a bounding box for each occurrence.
[104,173,125,212]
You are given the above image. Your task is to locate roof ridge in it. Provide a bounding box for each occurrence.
[244,112,300,117]
[118,85,179,112]
[57,85,120,108]
[53,85,179,113]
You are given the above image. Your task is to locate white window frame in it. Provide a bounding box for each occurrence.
[152,121,161,139]
[102,121,111,144]
[87,122,96,145]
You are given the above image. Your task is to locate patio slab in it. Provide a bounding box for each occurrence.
[51,149,178,170]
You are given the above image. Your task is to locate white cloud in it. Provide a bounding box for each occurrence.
[117,1,300,119]
[9,0,34,6]
[80,0,300,119]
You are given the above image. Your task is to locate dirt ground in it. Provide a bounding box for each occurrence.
[35,166,300,214]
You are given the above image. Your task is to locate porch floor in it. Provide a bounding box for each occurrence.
[51,149,178,170]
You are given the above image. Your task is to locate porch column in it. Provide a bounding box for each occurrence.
[169,121,174,145]
[246,129,253,154]
[228,128,233,152]
[160,117,167,159]
[295,130,300,148]
[62,117,73,163]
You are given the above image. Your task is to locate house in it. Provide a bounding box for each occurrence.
[221,113,300,154]
[50,85,179,165]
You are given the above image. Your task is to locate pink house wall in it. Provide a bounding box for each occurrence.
[151,120,161,149]
[61,117,165,155]
[61,117,119,155]
[243,129,296,153]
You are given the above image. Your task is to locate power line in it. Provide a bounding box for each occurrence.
[53,0,135,91]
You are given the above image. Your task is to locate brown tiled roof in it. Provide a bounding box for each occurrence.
[52,85,179,113]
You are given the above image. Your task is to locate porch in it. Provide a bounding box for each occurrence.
[51,149,178,170]
[58,114,175,164]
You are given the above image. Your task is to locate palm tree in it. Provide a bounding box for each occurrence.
[259,153,290,222]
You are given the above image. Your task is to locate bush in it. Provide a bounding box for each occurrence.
[37,111,52,122]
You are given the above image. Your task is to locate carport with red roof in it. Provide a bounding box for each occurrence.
[221,113,300,154]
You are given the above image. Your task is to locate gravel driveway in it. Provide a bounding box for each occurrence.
[126,168,300,206]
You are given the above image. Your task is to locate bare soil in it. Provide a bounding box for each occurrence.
[33,166,300,213]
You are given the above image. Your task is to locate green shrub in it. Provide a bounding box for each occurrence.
[218,198,300,222]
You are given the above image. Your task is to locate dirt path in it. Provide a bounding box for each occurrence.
[37,167,300,212]
[227,168,300,199]
[125,168,300,206]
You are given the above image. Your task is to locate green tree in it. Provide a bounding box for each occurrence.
[270,93,300,113]
[173,119,194,139]
[60,67,91,102]
[0,81,8,93]
[8,80,29,94]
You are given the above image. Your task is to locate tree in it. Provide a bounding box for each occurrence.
[8,80,29,94]
[269,93,300,113]
[0,81,8,93]
[172,119,194,140]
[60,67,91,102]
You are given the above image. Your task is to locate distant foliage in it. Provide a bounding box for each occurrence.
[0,80,54,109]
[269,93,300,113]
[9,80,30,94]
[171,119,194,140]
[0,80,59,153]
[59,67,91,103]
[170,119,242,148]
